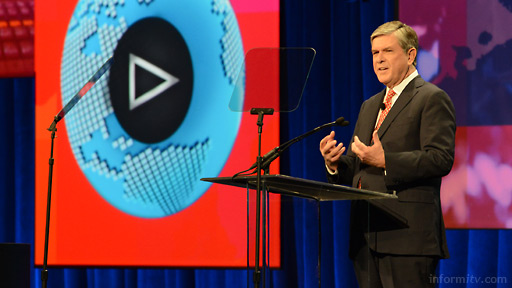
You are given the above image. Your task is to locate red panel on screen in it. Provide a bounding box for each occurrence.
[34,0,281,267]
[400,0,512,228]
[442,126,512,228]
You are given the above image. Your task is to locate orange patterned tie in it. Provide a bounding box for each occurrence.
[375,89,396,132]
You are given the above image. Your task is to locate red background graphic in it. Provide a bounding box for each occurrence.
[34,0,281,267]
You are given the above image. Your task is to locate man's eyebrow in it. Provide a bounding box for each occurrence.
[372,45,393,51]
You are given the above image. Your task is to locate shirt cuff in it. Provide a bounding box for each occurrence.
[326,164,338,175]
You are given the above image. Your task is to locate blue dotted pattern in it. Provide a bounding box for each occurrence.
[60,0,243,217]
[214,0,245,84]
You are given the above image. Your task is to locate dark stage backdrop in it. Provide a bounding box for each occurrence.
[1,0,512,287]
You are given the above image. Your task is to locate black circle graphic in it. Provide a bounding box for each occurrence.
[109,17,193,143]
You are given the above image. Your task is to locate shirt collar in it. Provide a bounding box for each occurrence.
[386,69,419,97]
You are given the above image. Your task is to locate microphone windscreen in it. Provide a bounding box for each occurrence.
[335,117,349,126]
[380,103,386,110]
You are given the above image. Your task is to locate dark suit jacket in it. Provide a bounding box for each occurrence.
[327,76,455,259]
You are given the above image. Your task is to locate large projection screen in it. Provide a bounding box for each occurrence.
[34,0,281,267]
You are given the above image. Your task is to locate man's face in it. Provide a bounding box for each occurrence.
[371,33,415,88]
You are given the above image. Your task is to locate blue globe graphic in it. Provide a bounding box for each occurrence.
[60,0,244,218]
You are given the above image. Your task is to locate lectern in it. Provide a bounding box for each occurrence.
[201,174,403,287]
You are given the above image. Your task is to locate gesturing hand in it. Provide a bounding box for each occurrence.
[319,131,345,172]
[351,131,386,168]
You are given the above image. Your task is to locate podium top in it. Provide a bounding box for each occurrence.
[201,174,397,201]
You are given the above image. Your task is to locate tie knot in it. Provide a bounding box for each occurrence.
[384,89,395,105]
[386,89,396,100]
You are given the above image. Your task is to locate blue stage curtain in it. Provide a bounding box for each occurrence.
[2,1,512,288]
[281,1,512,288]
[280,1,395,287]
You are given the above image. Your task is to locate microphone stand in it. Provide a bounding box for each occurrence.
[40,57,113,288]
[41,117,59,288]
[251,107,274,288]
[240,114,348,287]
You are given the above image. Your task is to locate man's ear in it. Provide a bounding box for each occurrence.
[408,48,417,65]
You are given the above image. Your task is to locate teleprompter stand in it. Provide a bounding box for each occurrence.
[201,174,403,288]
[226,47,317,287]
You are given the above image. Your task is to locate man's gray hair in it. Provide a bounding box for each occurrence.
[371,21,419,66]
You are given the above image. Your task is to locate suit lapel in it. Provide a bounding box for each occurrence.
[359,90,385,145]
[377,76,424,139]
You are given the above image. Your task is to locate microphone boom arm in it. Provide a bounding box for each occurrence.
[248,116,349,173]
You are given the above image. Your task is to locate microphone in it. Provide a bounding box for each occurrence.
[245,116,350,172]
[380,102,386,110]
[48,57,113,131]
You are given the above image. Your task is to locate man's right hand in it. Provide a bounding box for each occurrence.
[319,131,345,173]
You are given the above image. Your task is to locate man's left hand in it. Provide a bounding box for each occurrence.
[351,131,386,168]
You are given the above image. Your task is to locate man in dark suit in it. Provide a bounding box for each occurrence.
[319,21,456,288]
